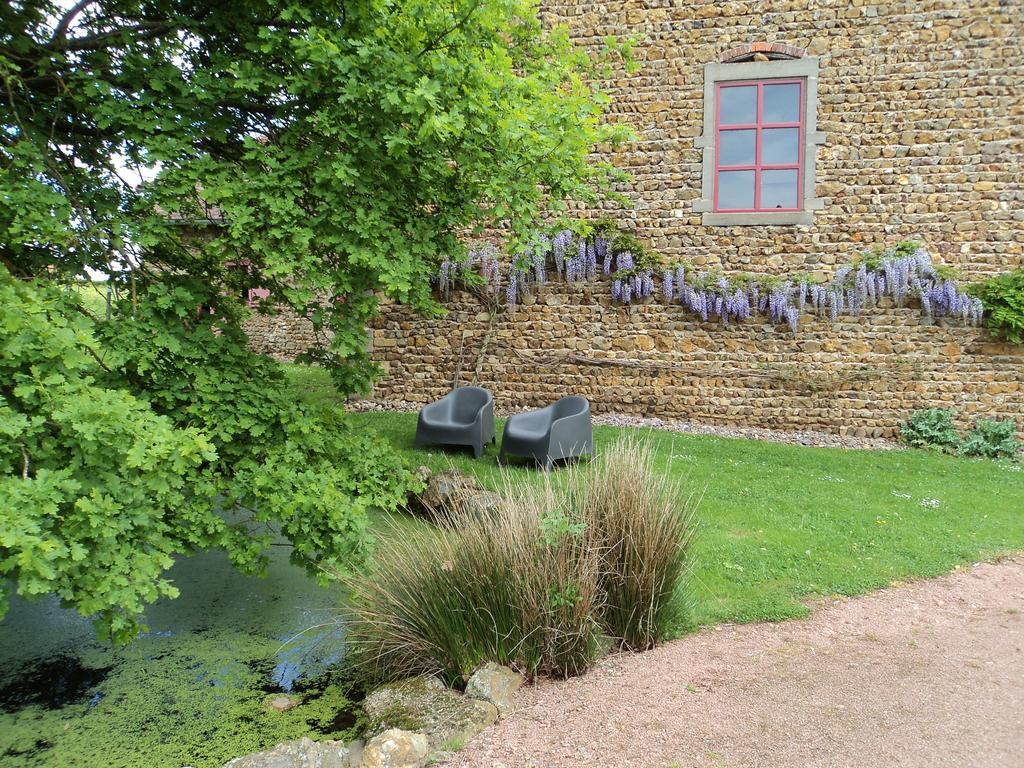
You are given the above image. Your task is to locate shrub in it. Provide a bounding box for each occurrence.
[344,485,602,685]
[968,269,1024,344]
[570,437,696,650]
[959,419,1021,459]
[1,272,416,642]
[900,408,961,452]
[344,438,696,684]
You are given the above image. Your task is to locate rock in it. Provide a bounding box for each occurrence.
[465,663,525,716]
[222,737,352,768]
[405,468,503,523]
[361,729,429,768]
[364,676,498,751]
[264,694,302,713]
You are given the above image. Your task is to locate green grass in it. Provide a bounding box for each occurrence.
[69,280,114,317]
[287,365,1024,628]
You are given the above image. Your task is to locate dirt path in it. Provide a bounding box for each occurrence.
[451,558,1024,768]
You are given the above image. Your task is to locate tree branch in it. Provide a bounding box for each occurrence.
[49,0,98,45]
[419,1,483,58]
[56,21,176,52]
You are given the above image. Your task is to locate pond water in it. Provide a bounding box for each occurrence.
[0,545,358,768]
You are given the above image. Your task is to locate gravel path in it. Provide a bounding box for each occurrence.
[347,400,901,451]
[450,558,1024,768]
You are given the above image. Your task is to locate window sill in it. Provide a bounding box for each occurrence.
[701,211,814,227]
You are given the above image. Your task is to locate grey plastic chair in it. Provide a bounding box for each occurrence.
[415,386,496,459]
[499,396,593,471]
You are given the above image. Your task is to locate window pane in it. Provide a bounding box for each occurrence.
[760,169,799,209]
[717,170,755,210]
[762,127,800,164]
[719,129,755,166]
[719,86,756,125]
[763,83,801,123]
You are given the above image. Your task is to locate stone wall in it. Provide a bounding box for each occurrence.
[248,0,1024,437]
[542,0,1023,277]
[245,310,318,361]
[369,285,1023,437]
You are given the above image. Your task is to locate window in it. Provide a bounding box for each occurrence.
[695,57,825,226]
[715,80,803,212]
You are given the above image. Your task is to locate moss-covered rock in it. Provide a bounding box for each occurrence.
[362,677,497,751]
[221,737,352,767]
[464,663,524,716]
[405,468,502,523]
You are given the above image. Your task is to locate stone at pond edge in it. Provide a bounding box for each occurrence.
[222,736,352,768]
[361,729,430,768]
[464,662,525,716]
[263,693,302,713]
[363,675,499,751]
[405,467,503,523]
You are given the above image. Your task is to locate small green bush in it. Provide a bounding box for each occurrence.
[900,409,961,452]
[344,438,696,684]
[959,419,1021,459]
[968,269,1024,344]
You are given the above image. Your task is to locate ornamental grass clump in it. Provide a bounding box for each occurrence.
[344,438,697,685]
[569,437,697,650]
[343,483,602,685]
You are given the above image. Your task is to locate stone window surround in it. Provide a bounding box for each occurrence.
[695,57,826,227]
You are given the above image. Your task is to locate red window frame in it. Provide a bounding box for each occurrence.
[714,78,805,213]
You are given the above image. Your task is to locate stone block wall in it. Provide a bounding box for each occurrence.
[369,285,1023,437]
[542,0,1023,277]
[246,0,1024,437]
[245,311,318,361]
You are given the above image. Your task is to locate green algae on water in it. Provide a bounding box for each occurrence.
[0,548,359,768]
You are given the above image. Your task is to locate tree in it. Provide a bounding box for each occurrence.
[0,0,628,640]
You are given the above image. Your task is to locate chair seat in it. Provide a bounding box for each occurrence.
[415,386,496,459]
[504,411,551,440]
[499,396,592,470]
[421,411,475,429]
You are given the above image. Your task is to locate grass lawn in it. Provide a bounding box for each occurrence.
[69,279,114,316]
[287,365,1024,629]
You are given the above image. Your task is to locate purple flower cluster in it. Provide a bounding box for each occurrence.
[435,244,502,299]
[564,239,598,284]
[440,232,985,329]
[662,269,674,301]
[611,252,654,305]
[596,236,612,275]
[802,246,983,325]
[551,230,573,277]
[477,246,502,298]
[677,277,751,327]
[506,271,518,306]
[920,279,982,321]
[611,275,654,303]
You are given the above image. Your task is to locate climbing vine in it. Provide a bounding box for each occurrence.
[434,229,987,335]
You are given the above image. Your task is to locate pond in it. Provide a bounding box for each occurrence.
[0,544,359,768]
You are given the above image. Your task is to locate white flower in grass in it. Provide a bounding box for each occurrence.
[919,498,942,509]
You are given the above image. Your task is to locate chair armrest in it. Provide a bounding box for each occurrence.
[476,398,495,441]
